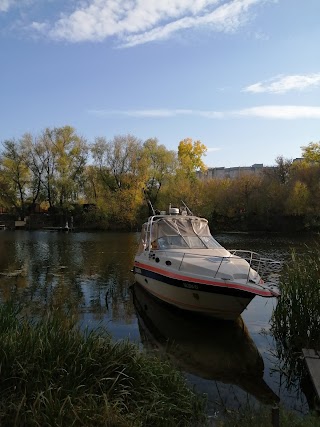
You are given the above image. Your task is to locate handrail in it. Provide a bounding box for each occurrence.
[214,257,224,279]
[157,250,281,286]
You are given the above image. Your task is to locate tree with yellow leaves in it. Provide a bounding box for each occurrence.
[0,139,30,216]
[301,141,320,163]
[177,138,207,180]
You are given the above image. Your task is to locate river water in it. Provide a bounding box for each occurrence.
[0,230,318,417]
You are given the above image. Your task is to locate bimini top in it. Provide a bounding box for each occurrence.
[137,213,223,253]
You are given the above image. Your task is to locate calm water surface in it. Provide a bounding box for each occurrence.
[0,230,318,417]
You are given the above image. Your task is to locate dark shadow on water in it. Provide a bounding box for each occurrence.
[131,282,279,406]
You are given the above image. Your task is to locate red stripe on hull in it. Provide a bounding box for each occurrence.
[134,260,273,297]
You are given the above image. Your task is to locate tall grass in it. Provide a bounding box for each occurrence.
[271,246,320,389]
[215,404,320,427]
[272,247,320,350]
[0,303,207,426]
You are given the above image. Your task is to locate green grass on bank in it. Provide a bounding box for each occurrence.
[215,405,320,427]
[270,247,320,392]
[272,247,320,352]
[0,303,207,427]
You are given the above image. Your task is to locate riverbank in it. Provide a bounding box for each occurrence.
[1,301,319,427]
[0,302,207,426]
[1,210,320,233]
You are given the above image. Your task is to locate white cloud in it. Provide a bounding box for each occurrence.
[0,0,36,13]
[120,0,262,48]
[244,73,320,94]
[235,105,320,119]
[30,0,269,46]
[207,147,222,152]
[88,105,320,120]
[88,108,224,118]
[89,108,191,117]
[0,0,16,12]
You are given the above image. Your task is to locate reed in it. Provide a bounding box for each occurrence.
[270,246,320,388]
[215,405,320,427]
[272,247,320,350]
[0,303,207,426]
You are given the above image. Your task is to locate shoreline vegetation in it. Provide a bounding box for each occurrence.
[0,303,206,427]
[1,209,320,234]
[2,127,320,234]
[0,292,319,426]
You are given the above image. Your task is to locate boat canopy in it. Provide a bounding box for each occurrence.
[137,216,222,253]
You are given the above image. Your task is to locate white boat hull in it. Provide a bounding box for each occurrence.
[134,270,253,320]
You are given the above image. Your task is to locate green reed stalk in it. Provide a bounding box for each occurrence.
[216,404,320,427]
[270,246,320,391]
[0,304,207,427]
[272,247,320,352]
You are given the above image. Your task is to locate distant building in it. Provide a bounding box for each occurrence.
[292,157,303,164]
[197,164,274,180]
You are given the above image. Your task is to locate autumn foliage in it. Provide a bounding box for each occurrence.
[1,127,320,231]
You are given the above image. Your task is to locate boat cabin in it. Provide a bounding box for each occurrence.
[137,211,222,254]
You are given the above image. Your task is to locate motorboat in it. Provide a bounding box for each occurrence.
[133,204,280,320]
[131,283,279,405]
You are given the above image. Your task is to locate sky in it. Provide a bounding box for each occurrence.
[1,0,320,168]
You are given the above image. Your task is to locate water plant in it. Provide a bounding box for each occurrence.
[0,303,207,426]
[270,246,320,390]
[215,404,320,427]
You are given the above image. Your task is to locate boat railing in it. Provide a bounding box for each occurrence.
[228,250,282,285]
[158,250,282,285]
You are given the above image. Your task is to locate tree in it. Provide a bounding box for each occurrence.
[21,133,48,208]
[142,138,177,208]
[91,134,147,227]
[273,156,293,184]
[83,165,99,203]
[301,142,320,163]
[287,181,310,215]
[92,134,145,191]
[177,138,207,180]
[0,139,30,216]
[0,172,17,211]
[40,126,88,209]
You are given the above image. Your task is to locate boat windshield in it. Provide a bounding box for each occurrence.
[157,234,221,249]
[139,216,223,250]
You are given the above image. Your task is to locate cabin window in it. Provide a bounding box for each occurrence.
[157,236,188,249]
[182,236,206,248]
[200,236,223,249]
[156,235,221,249]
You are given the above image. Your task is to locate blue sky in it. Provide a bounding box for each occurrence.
[1,0,320,167]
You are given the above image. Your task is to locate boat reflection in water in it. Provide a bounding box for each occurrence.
[132,283,279,406]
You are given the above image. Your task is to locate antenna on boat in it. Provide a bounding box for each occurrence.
[181,200,193,216]
[148,199,155,216]
[143,189,155,216]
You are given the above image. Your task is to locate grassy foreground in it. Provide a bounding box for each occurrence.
[215,405,320,427]
[0,303,206,427]
[270,247,320,394]
[271,247,320,352]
